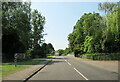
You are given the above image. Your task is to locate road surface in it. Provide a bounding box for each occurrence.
[28,56,118,80]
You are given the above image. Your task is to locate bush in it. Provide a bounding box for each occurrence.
[31,48,45,58]
[58,49,64,56]
[74,49,82,57]
[82,53,120,60]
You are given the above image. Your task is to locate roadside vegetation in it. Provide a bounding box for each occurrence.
[1,1,120,78]
[81,53,119,60]
[2,55,55,77]
[47,55,55,58]
[2,58,45,77]
[1,2,55,77]
[57,48,70,56]
[62,2,120,60]
[2,2,55,62]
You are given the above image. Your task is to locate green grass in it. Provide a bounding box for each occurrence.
[2,58,45,77]
[0,65,2,77]
[47,55,55,58]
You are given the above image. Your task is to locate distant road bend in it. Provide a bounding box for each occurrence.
[29,56,118,80]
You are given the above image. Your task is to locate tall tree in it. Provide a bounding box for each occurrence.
[2,2,31,62]
[41,43,48,57]
[98,2,117,14]
[47,43,55,54]
[98,2,120,52]
[68,12,104,56]
[68,2,120,56]
[31,9,45,49]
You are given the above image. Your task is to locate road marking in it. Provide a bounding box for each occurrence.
[74,68,88,80]
[67,62,71,66]
[65,60,72,66]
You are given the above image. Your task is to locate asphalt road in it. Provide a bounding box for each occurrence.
[28,56,118,80]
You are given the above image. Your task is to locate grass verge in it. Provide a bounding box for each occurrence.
[47,56,55,58]
[0,65,2,77]
[2,58,45,77]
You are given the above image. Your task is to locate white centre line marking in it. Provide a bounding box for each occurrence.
[65,60,72,66]
[74,68,88,80]
[67,62,71,66]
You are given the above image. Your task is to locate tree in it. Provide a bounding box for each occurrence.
[57,49,64,56]
[68,12,104,56]
[41,43,48,57]
[101,7,120,52]
[30,9,46,58]
[67,2,120,57]
[98,2,120,53]
[31,44,42,58]
[63,48,71,56]
[2,2,31,62]
[31,9,45,49]
[2,2,31,50]
[98,2,117,14]
[47,43,55,55]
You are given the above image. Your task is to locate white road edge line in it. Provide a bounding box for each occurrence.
[67,62,71,66]
[74,68,88,80]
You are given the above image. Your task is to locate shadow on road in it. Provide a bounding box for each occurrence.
[47,60,65,65]
[47,57,68,60]
[3,57,67,66]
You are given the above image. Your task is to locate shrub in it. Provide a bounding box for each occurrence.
[82,53,120,60]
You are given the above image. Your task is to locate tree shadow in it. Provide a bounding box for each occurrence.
[47,60,65,65]
[2,56,68,66]
[47,57,68,60]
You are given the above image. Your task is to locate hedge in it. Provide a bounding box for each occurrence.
[82,53,120,60]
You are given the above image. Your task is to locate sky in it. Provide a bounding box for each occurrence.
[31,1,119,50]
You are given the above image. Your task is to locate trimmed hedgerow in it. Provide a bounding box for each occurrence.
[82,53,120,60]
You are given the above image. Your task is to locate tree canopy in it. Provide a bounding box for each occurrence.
[68,2,120,57]
[2,2,55,62]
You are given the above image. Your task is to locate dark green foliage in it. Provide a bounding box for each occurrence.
[31,43,55,58]
[74,49,81,57]
[41,43,48,57]
[47,43,55,55]
[2,2,53,62]
[2,2,31,62]
[82,53,120,60]
[58,49,64,56]
[41,43,55,57]
[57,48,72,56]
[31,9,45,49]
[2,28,25,62]
[68,2,120,59]
[63,48,71,56]
[51,51,55,55]
[31,44,43,58]
[68,12,103,56]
